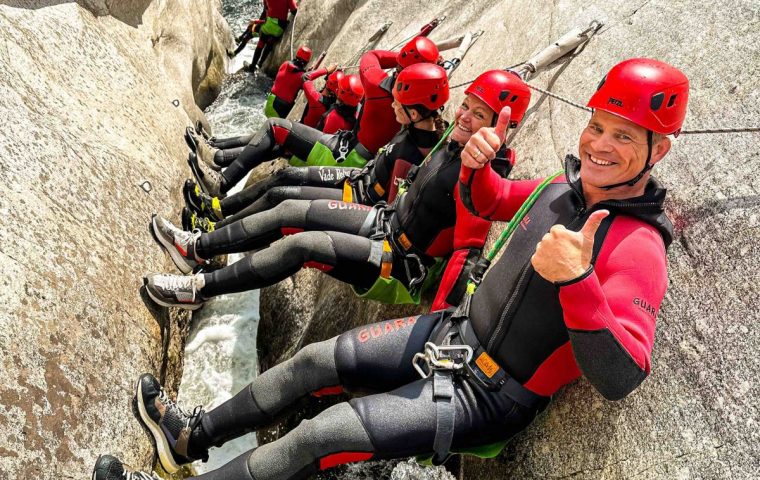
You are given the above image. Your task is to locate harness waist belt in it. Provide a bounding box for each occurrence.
[455,315,549,410]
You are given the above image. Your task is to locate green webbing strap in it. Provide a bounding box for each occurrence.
[465,169,564,295]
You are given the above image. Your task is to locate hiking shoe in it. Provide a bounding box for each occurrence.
[185,127,221,171]
[182,207,216,234]
[143,273,206,310]
[188,152,224,197]
[92,455,159,480]
[149,215,203,274]
[133,373,208,473]
[182,179,223,220]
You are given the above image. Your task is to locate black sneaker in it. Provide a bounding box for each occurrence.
[188,152,224,197]
[182,207,216,234]
[149,215,202,274]
[92,455,159,480]
[143,273,205,310]
[182,180,223,220]
[133,373,207,473]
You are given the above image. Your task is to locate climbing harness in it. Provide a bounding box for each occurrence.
[411,171,562,465]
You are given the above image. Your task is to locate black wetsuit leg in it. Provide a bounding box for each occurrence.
[233,30,254,56]
[215,166,356,226]
[185,314,546,480]
[220,119,335,194]
[195,199,384,296]
[216,186,344,229]
[210,134,254,149]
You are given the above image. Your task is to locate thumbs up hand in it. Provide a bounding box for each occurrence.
[531,210,610,283]
[461,106,511,169]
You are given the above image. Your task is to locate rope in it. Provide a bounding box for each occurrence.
[289,11,297,59]
[680,127,760,135]
[525,83,593,112]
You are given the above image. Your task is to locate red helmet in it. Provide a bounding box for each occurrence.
[392,63,449,111]
[337,74,364,107]
[587,58,689,136]
[295,45,312,63]
[397,36,439,68]
[325,70,344,95]
[465,70,531,127]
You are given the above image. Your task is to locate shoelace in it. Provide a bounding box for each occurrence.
[157,388,205,431]
[124,470,160,480]
[159,275,197,301]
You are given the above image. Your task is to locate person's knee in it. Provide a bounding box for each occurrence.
[291,339,338,380]
[279,231,333,264]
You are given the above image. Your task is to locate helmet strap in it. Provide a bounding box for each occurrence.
[601,130,654,190]
[403,105,431,125]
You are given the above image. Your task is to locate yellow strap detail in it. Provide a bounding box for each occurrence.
[342,181,354,202]
[380,240,393,278]
[373,182,385,197]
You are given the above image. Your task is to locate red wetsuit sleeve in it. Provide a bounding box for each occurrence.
[459,164,548,221]
[359,50,398,93]
[302,81,320,107]
[357,50,401,154]
[304,67,328,81]
[559,217,668,400]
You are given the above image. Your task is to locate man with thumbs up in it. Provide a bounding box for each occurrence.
[459,58,688,405]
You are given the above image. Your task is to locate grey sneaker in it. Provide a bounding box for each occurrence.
[143,273,206,310]
[92,455,159,480]
[133,373,207,473]
[149,215,202,274]
[196,139,221,171]
[188,152,224,197]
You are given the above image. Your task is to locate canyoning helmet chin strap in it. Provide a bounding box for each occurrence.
[337,74,365,107]
[587,58,690,189]
[465,70,532,128]
[295,45,312,64]
[392,63,450,125]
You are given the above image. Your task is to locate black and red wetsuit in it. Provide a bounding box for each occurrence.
[300,68,335,129]
[264,0,297,21]
[356,50,401,155]
[318,103,356,135]
[269,60,306,117]
[249,0,298,71]
[207,126,440,228]
[155,157,672,480]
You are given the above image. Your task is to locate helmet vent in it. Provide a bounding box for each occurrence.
[650,92,665,111]
[499,90,509,101]
[510,94,519,102]
[667,94,678,108]
[430,94,438,103]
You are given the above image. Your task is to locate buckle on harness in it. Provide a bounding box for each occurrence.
[413,342,473,379]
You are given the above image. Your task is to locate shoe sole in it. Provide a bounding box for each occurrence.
[182,180,203,214]
[187,153,212,196]
[150,215,196,275]
[133,377,183,474]
[143,277,203,311]
[184,126,197,153]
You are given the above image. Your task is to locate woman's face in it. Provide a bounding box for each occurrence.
[450,95,495,145]
[392,99,415,125]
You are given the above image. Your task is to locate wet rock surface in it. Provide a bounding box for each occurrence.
[258,0,759,478]
[0,1,229,478]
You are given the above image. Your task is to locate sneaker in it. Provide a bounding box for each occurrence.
[149,215,203,274]
[182,207,216,234]
[143,273,205,310]
[92,455,159,480]
[133,373,208,473]
[182,179,223,221]
[188,152,224,197]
